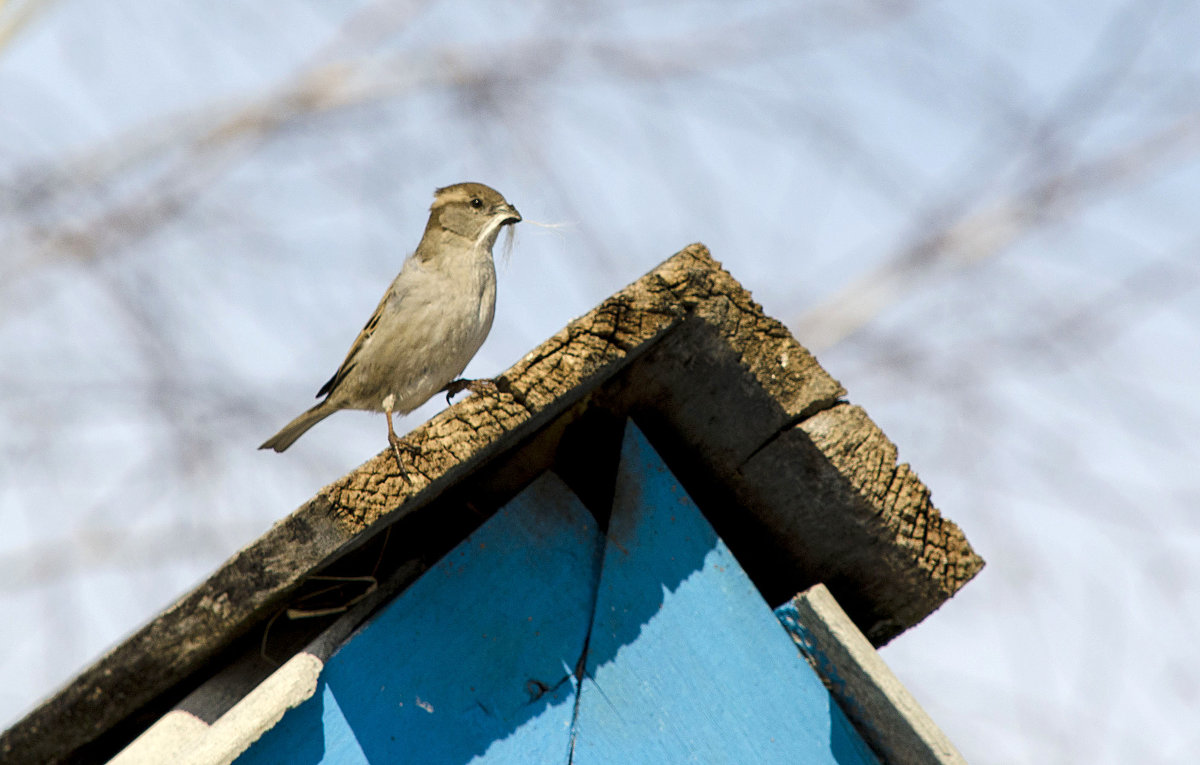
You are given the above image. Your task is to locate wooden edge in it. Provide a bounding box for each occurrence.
[776,584,967,765]
[722,402,982,643]
[106,652,325,765]
[105,711,209,765]
[799,406,983,599]
[108,652,331,765]
[178,652,324,765]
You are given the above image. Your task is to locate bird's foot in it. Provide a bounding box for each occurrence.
[442,377,500,404]
[387,431,421,483]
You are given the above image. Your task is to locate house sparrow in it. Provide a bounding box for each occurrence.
[259,182,521,469]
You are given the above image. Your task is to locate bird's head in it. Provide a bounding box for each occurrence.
[422,182,521,254]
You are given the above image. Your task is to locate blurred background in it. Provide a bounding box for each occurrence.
[2,0,1198,761]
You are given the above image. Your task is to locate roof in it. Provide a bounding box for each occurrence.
[1,243,983,763]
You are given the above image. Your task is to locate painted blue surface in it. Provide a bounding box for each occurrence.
[236,473,602,765]
[569,424,879,764]
[238,421,879,764]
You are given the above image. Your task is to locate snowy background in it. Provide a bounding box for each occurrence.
[2,1,1199,762]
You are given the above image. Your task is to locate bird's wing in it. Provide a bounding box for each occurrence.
[316,287,391,399]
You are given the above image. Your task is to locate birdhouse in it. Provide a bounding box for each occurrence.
[1,245,983,764]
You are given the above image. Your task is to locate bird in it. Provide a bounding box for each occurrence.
[259,182,521,471]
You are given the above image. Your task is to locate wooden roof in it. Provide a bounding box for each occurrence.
[1,243,983,763]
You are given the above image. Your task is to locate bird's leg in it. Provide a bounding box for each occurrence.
[383,395,414,482]
[442,377,500,404]
[386,410,404,471]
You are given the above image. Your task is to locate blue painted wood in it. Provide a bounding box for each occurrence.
[569,422,880,764]
[238,420,879,763]
[236,473,603,765]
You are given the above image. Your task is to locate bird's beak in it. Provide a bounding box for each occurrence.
[495,203,521,225]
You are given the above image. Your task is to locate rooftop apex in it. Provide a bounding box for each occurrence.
[2,243,983,764]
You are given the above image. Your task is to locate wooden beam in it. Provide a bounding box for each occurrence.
[778,584,968,764]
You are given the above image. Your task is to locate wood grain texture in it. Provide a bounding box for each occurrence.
[1,243,982,763]
[799,406,982,599]
[729,402,982,642]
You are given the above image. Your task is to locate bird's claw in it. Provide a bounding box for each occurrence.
[442,377,499,404]
[387,432,422,483]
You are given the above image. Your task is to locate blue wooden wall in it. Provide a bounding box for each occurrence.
[237,422,879,764]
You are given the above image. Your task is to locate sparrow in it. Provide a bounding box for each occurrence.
[259,182,521,469]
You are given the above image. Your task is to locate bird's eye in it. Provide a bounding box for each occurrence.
[470,197,483,208]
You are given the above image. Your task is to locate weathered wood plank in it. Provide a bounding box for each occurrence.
[732,403,982,642]
[777,584,967,765]
[570,423,879,764]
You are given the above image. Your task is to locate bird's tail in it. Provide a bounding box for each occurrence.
[259,402,335,452]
